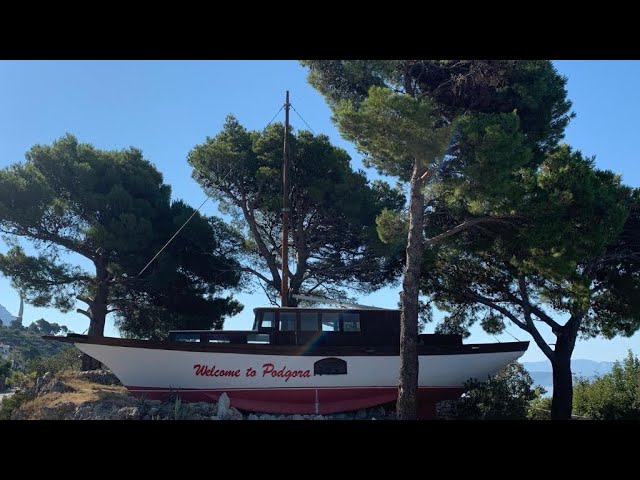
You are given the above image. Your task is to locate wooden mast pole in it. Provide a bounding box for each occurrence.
[281,91,290,307]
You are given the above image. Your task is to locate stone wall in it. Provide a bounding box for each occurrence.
[435,399,460,419]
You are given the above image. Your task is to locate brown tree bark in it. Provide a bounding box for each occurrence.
[550,325,578,420]
[80,260,109,371]
[517,276,578,420]
[441,276,584,419]
[396,160,426,420]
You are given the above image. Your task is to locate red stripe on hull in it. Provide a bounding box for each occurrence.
[126,386,464,417]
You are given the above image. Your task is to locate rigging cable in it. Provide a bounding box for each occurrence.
[503,329,522,342]
[137,103,285,277]
[290,104,316,135]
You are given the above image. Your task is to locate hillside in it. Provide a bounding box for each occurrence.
[0,304,13,326]
[0,325,70,364]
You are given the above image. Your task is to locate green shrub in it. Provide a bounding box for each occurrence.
[0,390,34,420]
[6,370,36,389]
[456,362,543,420]
[174,396,187,420]
[0,360,10,391]
[528,394,552,420]
[572,350,640,420]
[24,347,82,377]
[0,359,11,378]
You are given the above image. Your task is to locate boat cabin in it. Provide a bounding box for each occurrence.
[168,307,462,349]
[250,307,399,347]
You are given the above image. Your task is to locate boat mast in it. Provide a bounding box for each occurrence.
[281,91,291,307]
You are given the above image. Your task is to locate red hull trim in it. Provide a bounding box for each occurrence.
[126,385,464,417]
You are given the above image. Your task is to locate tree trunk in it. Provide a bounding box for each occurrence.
[81,262,109,371]
[396,161,426,420]
[550,333,575,420]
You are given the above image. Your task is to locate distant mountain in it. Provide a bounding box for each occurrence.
[521,360,615,396]
[527,371,554,393]
[0,304,13,326]
[522,359,615,376]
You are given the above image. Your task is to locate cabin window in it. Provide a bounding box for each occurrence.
[342,313,360,332]
[172,333,200,343]
[261,312,275,329]
[247,333,270,344]
[300,312,320,331]
[321,313,340,332]
[314,357,347,375]
[207,334,231,344]
[280,312,297,331]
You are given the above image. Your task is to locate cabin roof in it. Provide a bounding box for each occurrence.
[252,306,399,313]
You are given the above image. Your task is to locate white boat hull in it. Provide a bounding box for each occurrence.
[74,341,526,416]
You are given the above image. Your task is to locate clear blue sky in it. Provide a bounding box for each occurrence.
[0,60,638,364]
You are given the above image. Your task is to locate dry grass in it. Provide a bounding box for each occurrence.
[17,371,134,420]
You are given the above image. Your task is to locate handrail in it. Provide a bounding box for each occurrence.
[292,294,387,310]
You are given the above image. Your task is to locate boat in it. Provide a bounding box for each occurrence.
[46,305,528,418]
[44,92,528,418]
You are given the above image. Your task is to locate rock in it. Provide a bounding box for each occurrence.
[247,414,259,420]
[291,414,304,420]
[216,393,231,419]
[187,413,208,420]
[38,380,75,397]
[74,370,122,386]
[372,406,386,418]
[42,372,53,383]
[227,406,244,420]
[40,402,76,420]
[259,414,274,420]
[435,400,459,419]
[10,409,26,420]
[190,401,216,416]
[92,401,119,420]
[111,406,141,420]
[73,403,95,420]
